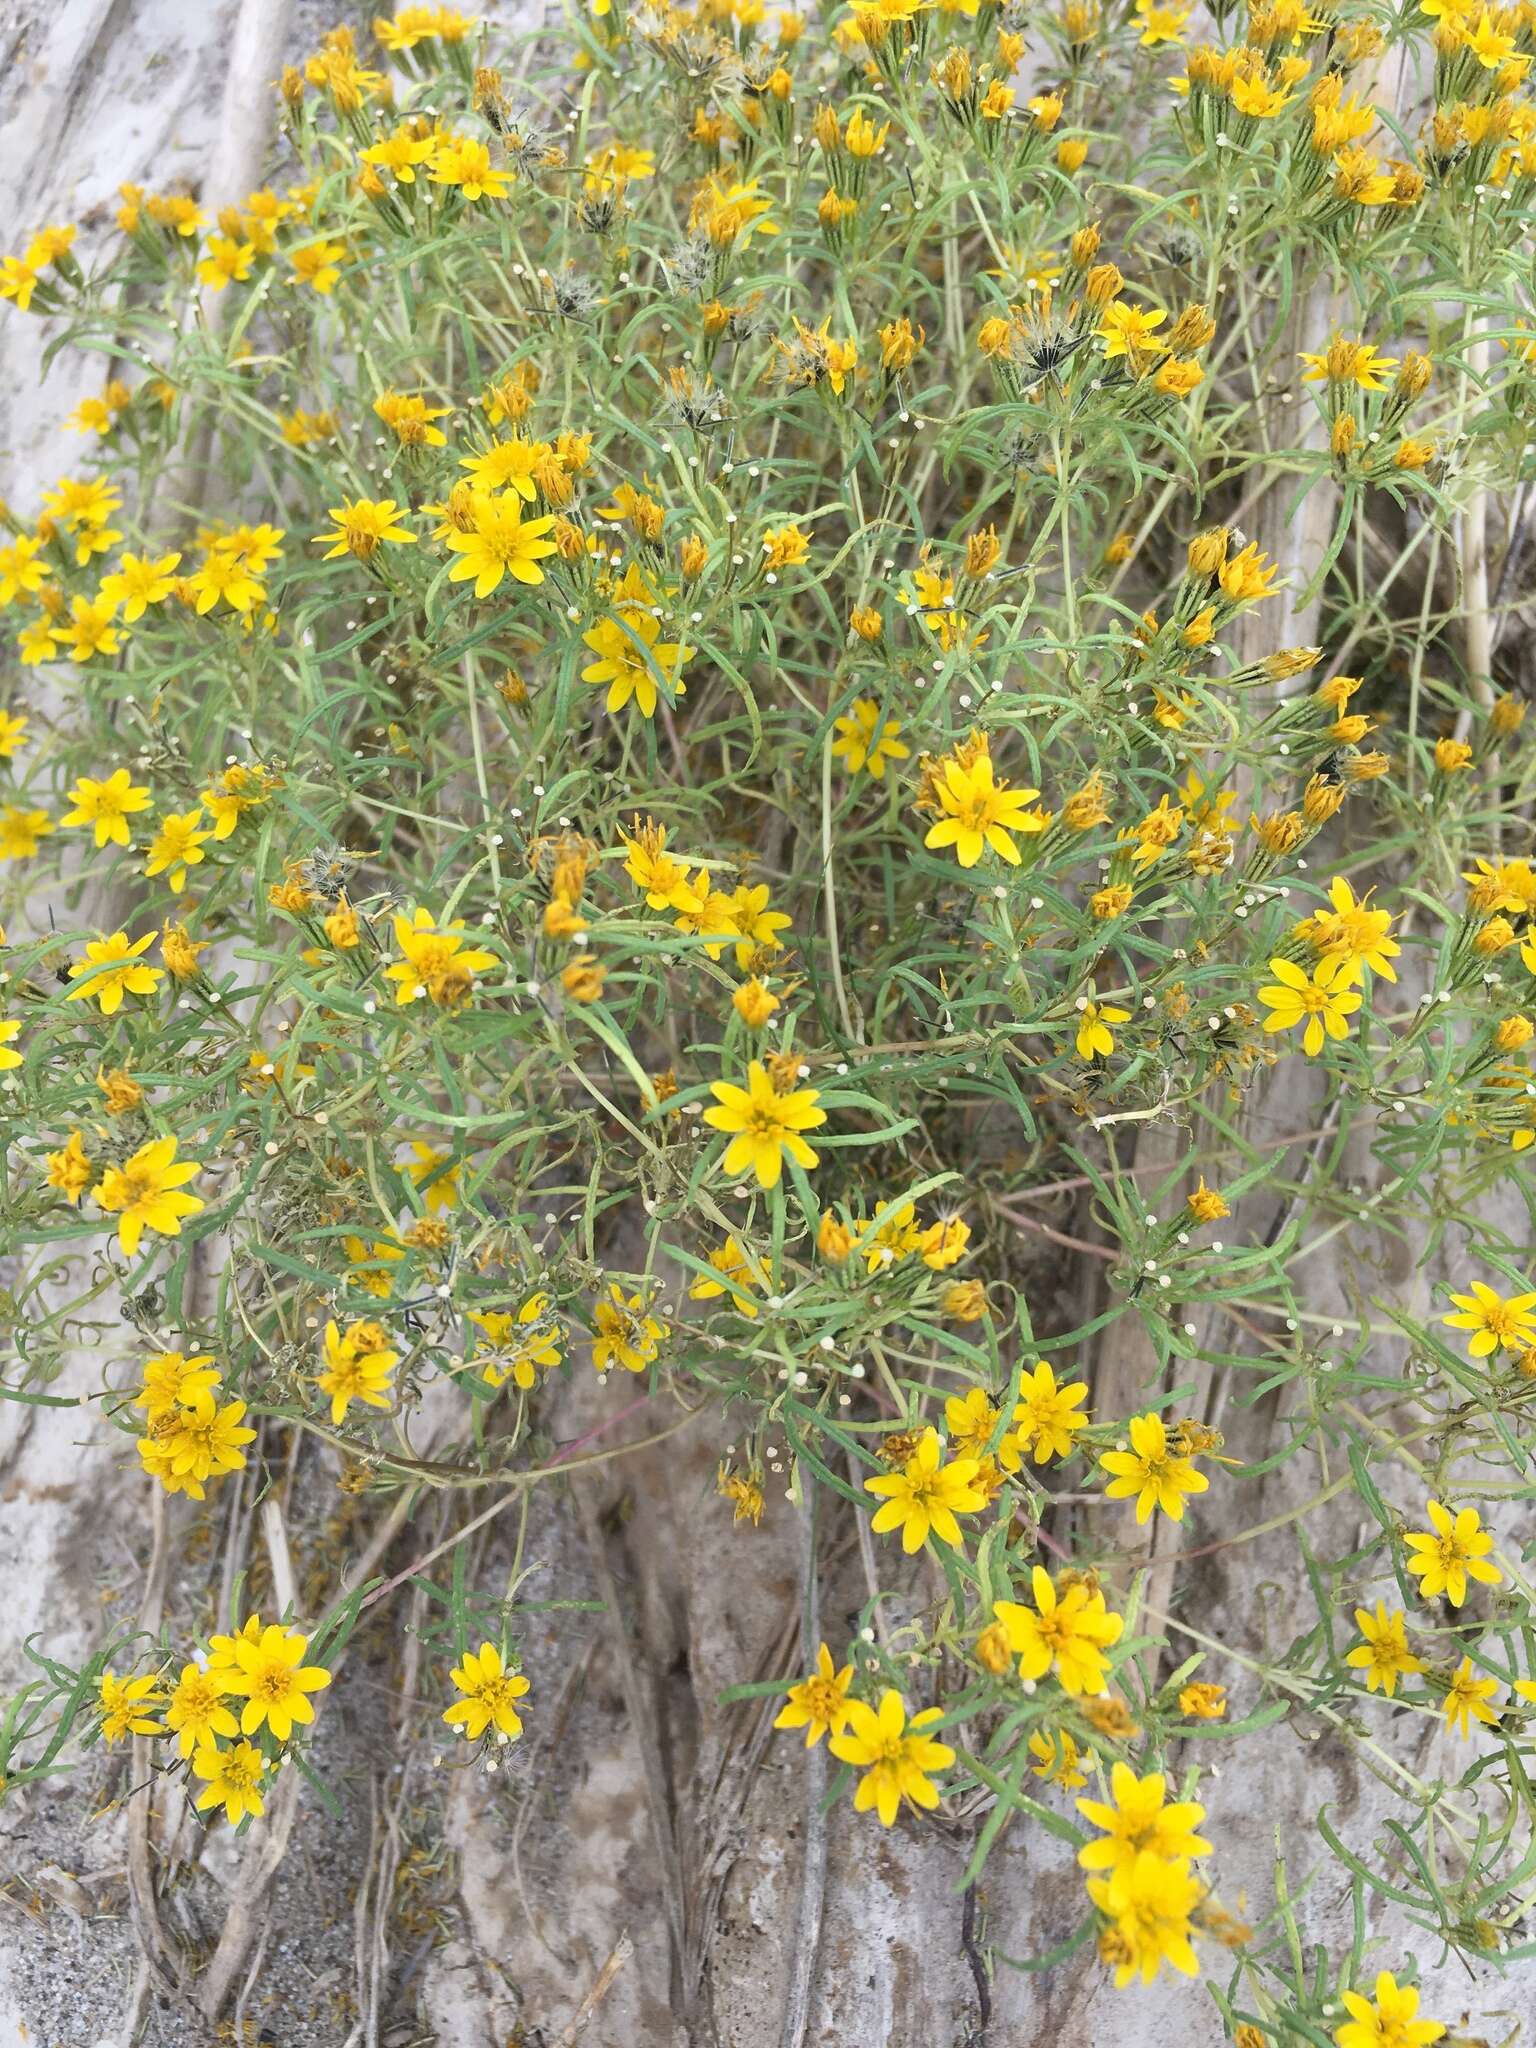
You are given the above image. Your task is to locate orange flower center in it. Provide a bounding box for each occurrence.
[251,1663,295,1707]
[802,1677,842,1720]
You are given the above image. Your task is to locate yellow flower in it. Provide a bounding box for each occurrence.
[317,1318,398,1425]
[1300,335,1398,391]
[0,1017,21,1072]
[0,533,52,604]
[346,1233,405,1298]
[1077,1760,1212,1874]
[621,818,697,910]
[289,239,347,293]
[62,769,152,847]
[186,549,264,615]
[1393,437,1435,472]
[1155,357,1203,397]
[733,977,780,1030]
[314,497,416,561]
[386,908,499,1006]
[324,896,360,948]
[0,803,54,858]
[690,174,778,248]
[444,1643,530,1740]
[1187,1178,1229,1223]
[1344,1602,1424,1697]
[197,234,256,290]
[1098,301,1168,360]
[144,808,210,894]
[445,491,559,595]
[1086,1850,1202,1987]
[1137,0,1190,43]
[1467,7,1519,66]
[993,1565,1125,1695]
[919,1215,970,1269]
[832,698,910,779]
[1403,1499,1502,1606]
[818,1211,854,1262]
[218,522,286,572]
[135,1349,220,1418]
[704,1060,826,1187]
[561,950,606,999]
[0,255,40,312]
[721,882,791,969]
[1130,793,1184,869]
[361,125,438,183]
[1333,1972,1445,2048]
[405,1141,461,1214]
[828,1689,954,1827]
[1257,954,1362,1056]
[164,1664,239,1758]
[192,1740,268,1825]
[774,1642,855,1746]
[1100,1411,1209,1522]
[1230,73,1293,116]
[1076,998,1131,1060]
[763,522,813,570]
[19,617,59,666]
[65,929,164,1014]
[46,1130,94,1204]
[1028,1728,1094,1788]
[220,1621,332,1741]
[864,1426,988,1552]
[93,1134,205,1255]
[1178,1681,1226,1720]
[1011,1359,1089,1463]
[858,1198,921,1271]
[1443,1279,1536,1357]
[430,136,510,202]
[585,142,657,192]
[943,1387,1003,1462]
[1303,877,1399,981]
[845,106,890,155]
[1442,1657,1500,1739]
[139,1389,255,1499]
[98,550,181,620]
[689,1236,769,1317]
[591,1282,664,1374]
[581,567,692,717]
[162,923,208,979]
[43,474,121,532]
[878,317,923,370]
[717,1462,765,1524]
[923,741,1047,868]
[374,389,452,444]
[98,1670,164,1743]
[469,1295,563,1390]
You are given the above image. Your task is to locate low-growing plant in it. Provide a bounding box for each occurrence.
[2,0,1536,2034]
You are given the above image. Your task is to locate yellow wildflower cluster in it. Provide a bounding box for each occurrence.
[2,0,1534,2025]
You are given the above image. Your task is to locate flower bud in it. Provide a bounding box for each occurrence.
[1186,527,1229,577]
[733,978,780,1029]
[1302,773,1347,823]
[818,1212,852,1262]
